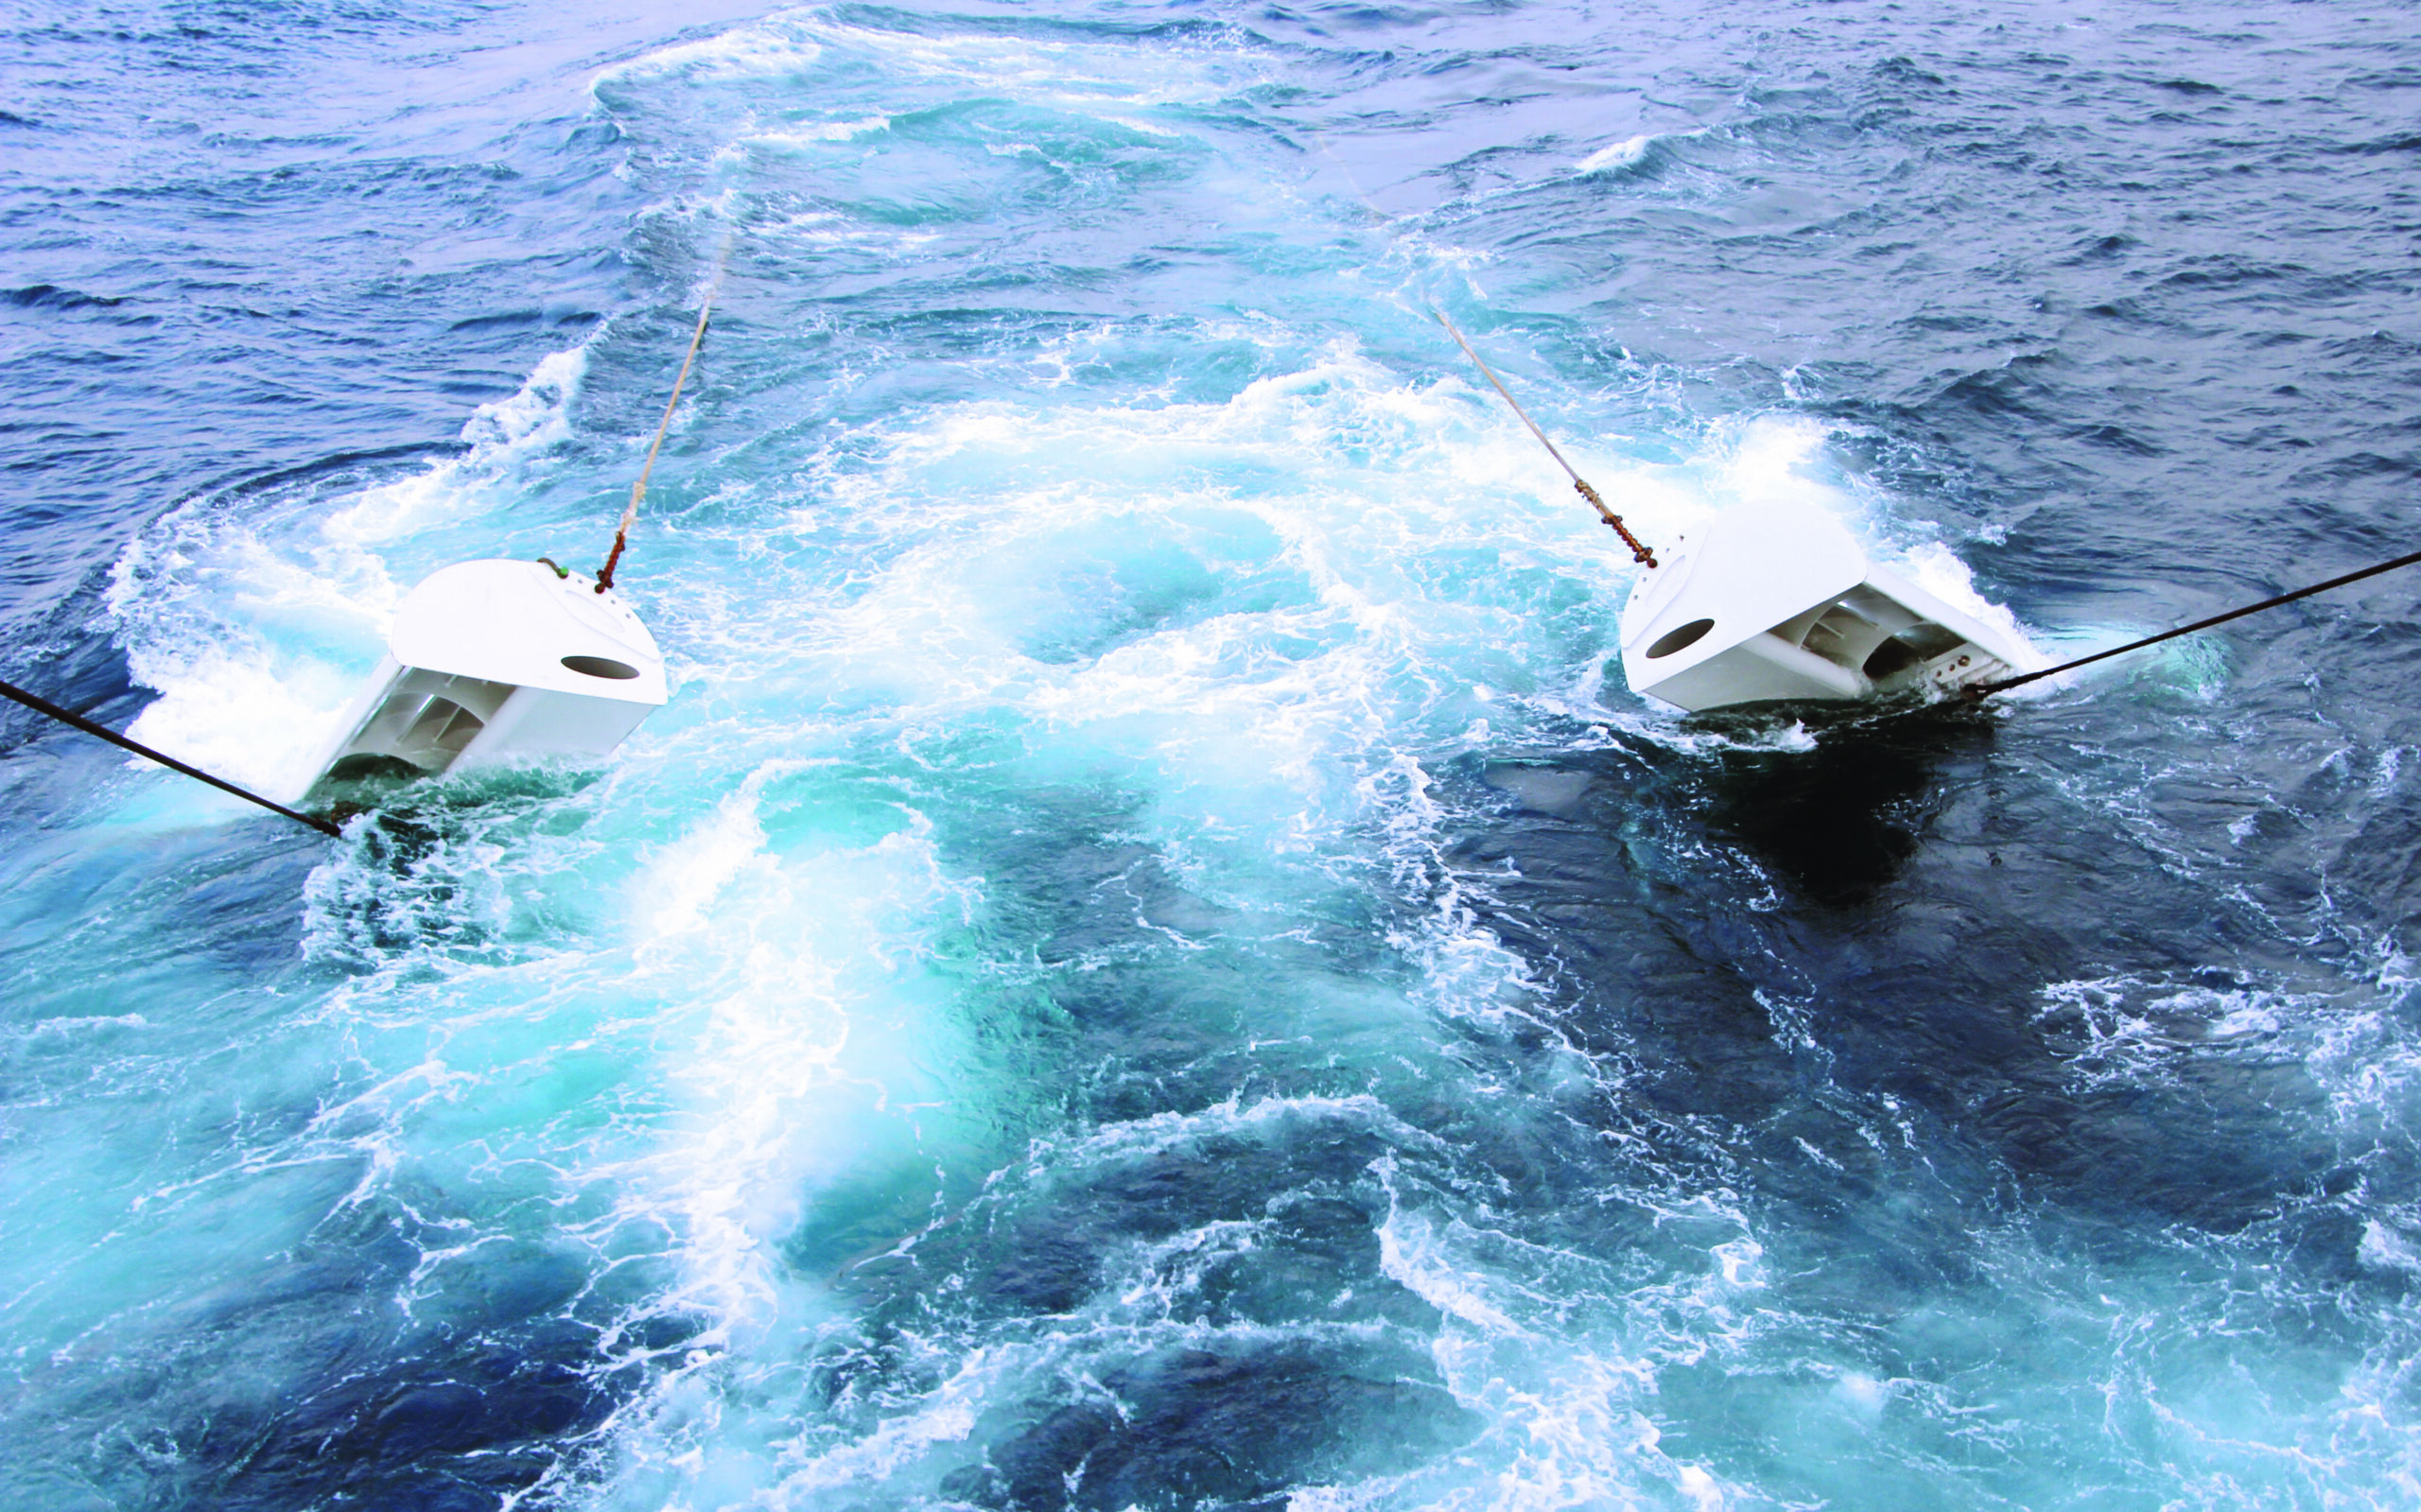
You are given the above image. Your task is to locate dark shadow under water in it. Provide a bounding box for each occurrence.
[1682,700,1994,909]
[1454,702,2355,1251]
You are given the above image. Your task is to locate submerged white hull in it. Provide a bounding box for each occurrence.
[1617,501,2042,714]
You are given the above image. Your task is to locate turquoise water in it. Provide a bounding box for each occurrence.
[6,2,2421,1507]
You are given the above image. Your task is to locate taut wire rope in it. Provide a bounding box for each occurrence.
[596,244,730,594]
[1299,130,1658,569]
[0,676,340,835]
[1971,547,2421,698]
[1431,309,1658,569]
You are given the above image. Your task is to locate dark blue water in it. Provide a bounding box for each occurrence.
[6,2,2421,1506]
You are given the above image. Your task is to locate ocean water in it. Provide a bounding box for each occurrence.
[5,1,2421,1507]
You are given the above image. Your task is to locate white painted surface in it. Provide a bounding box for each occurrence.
[1617,499,2042,713]
[306,559,669,785]
[390,558,668,703]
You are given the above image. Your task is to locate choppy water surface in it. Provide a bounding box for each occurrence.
[5,1,2421,1506]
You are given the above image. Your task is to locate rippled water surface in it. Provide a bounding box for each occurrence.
[6,2,2421,1507]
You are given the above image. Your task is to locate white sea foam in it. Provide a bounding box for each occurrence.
[588,15,827,94]
[737,114,893,150]
[612,778,974,1343]
[566,322,1871,1501]
[2034,973,2313,1092]
[562,333,2104,1504]
[1576,134,1655,174]
[1354,1156,1751,1509]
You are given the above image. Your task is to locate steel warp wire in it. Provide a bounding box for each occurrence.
[0,676,340,836]
[1972,547,2421,698]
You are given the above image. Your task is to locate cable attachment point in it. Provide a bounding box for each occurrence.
[1576,478,1657,568]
